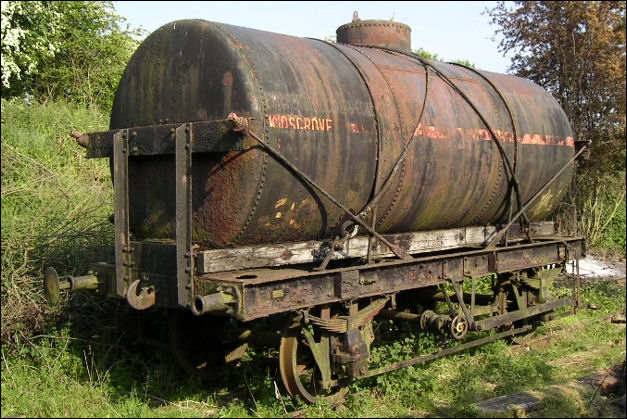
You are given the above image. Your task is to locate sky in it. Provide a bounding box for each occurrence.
[113,1,513,73]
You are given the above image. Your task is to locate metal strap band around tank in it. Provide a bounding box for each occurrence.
[175,123,193,307]
[339,45,412,231]
[349,46,432,221]
[319,42,433,260]
[448,62,526,234]
[484,142,590,249]
[312,39,385,262]
[380,47,528,233]
[416,57,526,228]
[113,129,131,297]
[216,22,270,243]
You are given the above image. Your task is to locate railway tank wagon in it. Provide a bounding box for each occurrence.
[45,14,589,403]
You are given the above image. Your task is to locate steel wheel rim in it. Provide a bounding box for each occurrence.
[279,322,347,404]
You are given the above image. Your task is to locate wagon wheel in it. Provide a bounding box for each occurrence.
[169,309,242,381]
[279,314,348,404]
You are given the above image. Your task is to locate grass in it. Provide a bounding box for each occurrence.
[1,98,114,346]
[1,98,625,417]
[1,279,624,418]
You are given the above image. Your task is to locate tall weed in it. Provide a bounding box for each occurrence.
[557,169,626,255]
[1,98,113,347]
[579,173,626,250]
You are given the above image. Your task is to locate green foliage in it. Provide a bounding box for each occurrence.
[1,1,144,112]
[449,58,478,69]
[1,1,61,94]
[413,47,441,61]
[412,48,478,69]
[1,98,113,346]
[578,172,626,250]
[487,1,626,153]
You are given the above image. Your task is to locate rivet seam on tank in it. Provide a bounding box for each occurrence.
[346,45,421,228]
[213,23,270,242]
[338,22,410,30]
[456,65,507,223]
[315,39,382,228]
[457,64,520,223]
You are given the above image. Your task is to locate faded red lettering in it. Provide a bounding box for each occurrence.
[268,115,279,128]
[266,114,334,132]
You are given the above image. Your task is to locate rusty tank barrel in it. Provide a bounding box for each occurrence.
[110,16,574,247]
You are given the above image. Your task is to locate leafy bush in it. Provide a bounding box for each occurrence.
[1,1,144,112]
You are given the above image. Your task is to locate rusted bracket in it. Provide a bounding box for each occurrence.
[113,129,132,297]
[313,240,336,271]
[449,279,477,331]
[126,279,156,310]
[175,123,194,307]
[438,283,457,316]
[73,119,247,159]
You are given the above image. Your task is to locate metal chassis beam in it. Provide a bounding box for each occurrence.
[198,237,584,322]
[175,123,194,307]
[113,129,132,297]
[83,120,246,158]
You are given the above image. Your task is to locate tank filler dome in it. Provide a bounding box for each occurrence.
[336,11,412,52]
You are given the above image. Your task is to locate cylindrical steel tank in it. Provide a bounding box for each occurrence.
[110,18,574,247]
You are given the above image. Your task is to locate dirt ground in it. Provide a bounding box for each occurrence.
[567,253,627,279]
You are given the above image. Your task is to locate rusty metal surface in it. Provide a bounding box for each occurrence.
[175,124,194,307]
[113,129,131,298]
[336,13,412,52]
[196,238,584,321]
[44,267,66,306]
[126,279,156,310]
[129,241,176,306]
[83,120,247,158]
[107,19,574,249]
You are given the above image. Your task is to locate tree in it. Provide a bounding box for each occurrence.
[1,1,144,111]
[413,47,441,61]
[1,1,61,96]
[487,1,626,248]
[487,1,626,173]
[413,48,477,69]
